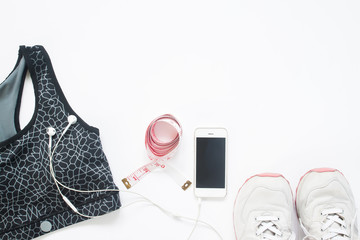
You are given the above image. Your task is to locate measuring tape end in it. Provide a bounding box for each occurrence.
[181,180,192,191]
[122,178,132,189]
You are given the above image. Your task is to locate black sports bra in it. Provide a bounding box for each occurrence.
[0,46,121,239]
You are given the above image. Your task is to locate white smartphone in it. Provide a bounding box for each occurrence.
[194,128,227,198]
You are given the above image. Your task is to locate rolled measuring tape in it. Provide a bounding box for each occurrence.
[122,114,192,191]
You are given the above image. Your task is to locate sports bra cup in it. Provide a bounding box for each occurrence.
[0,46,121,239]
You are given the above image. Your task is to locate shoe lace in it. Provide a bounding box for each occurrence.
[255,216,283,240]
[302,208,352,240]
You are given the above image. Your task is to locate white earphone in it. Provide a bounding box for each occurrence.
[67,115,77,125]
[46,115,86,216]
[46,127,56,151]
[44,115,222,239]
[46,115,76,138]
[46,115,77,150]
[46,127,56,137]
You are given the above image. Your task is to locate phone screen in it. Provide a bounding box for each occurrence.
[196,137,226,188]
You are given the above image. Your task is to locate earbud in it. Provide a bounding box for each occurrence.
[47,127,56,153]
[46,127,56,137]
[60,115,77,136]
[68,115,77,125]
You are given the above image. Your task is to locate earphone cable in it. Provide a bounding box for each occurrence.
[187,197,202,240]
[47,119,223,239]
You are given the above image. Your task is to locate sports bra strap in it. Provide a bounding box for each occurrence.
[0,45,54,142]
[0,45,96,144]
[21,45,86,129]
[20,45,60,111]
[20,45,98,134]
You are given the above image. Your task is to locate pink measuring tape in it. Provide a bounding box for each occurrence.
[122,114,192,190]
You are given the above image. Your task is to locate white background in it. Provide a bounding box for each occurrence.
[1,1,360,239]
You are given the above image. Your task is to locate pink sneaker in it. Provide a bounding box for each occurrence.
[233,173,296,240]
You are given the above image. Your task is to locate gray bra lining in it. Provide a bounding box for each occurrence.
[0,57,26,142]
